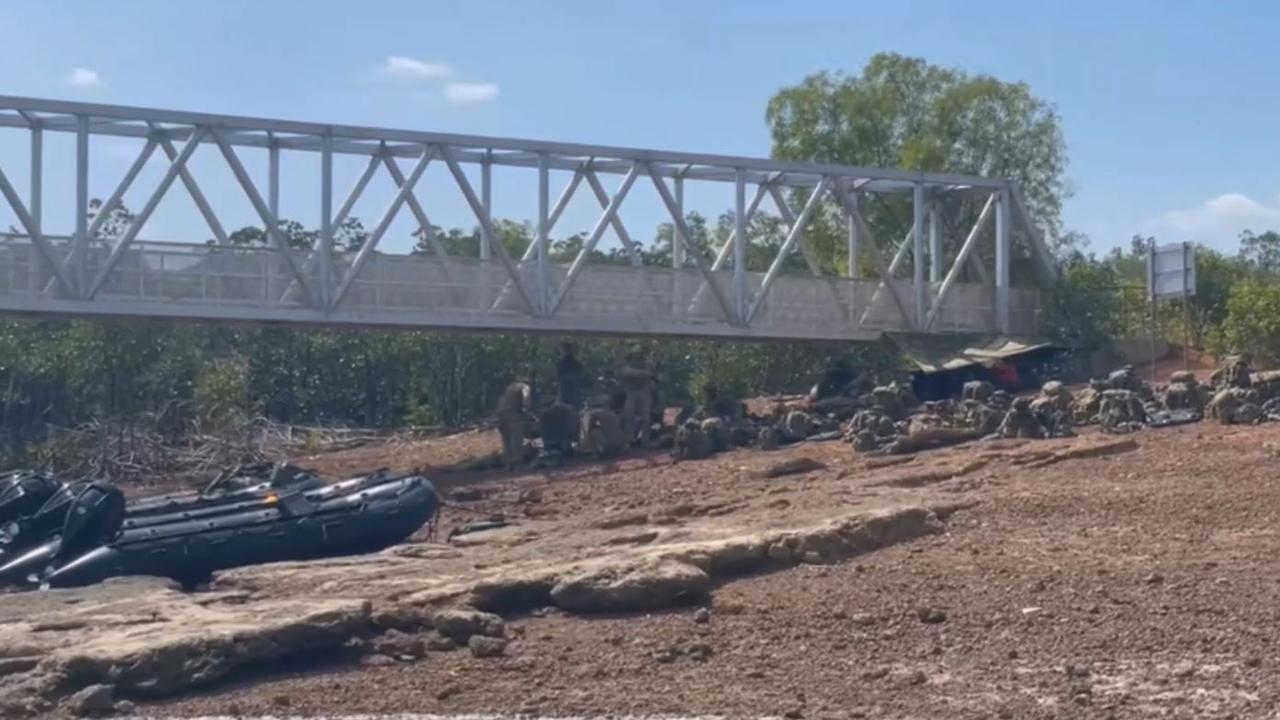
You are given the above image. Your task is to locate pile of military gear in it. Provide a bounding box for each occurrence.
[1068,357,1280,431]
[1162,371,1207,413]
[1207,386,1262,425]
[1141,370,1206,428]
[843,382,920,454]
[1096,389,1150,433]
[1068,366,1156,432]
[509,353,1280,467]
[845,377,1085,455]
[756,405,841,451]
[672,384,759,461]
[0,466,438,590]
[1203,354,1280,426]
[1211,353,1254,390]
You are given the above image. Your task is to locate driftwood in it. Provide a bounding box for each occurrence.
[32,414,450,484]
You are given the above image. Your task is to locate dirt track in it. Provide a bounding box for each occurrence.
[128,418,1280,720]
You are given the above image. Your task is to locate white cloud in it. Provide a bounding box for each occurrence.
[443,81,499,105]
[1155,192,1280,250]
[380,56,452,81]
[65,67,103,89]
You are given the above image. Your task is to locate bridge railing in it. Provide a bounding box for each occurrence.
[0,233,1039,340]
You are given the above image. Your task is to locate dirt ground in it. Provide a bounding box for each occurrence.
[126,416,1280,720]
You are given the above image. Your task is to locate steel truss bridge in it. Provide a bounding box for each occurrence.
[0,96,1057,342]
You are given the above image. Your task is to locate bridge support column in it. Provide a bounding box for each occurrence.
[673,174,684,316]
[480,156,492,310]
[846,191,860,279]
[912,182,926,327]
[74,115,88,298]
[268,141,280,238]
[996,184,1011,333]
[318,135,332,310]
[28,120,41,297]
[734,168,747,324]
[536,153,550,316]
[928,194,942,283]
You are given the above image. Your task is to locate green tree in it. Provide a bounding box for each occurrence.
[1189,247,1246,348]
[765,52,1068,271]
[1219,280,1280,364]
[1238,230,1280,275]
[1040,258,1127,353]
[86,198,134,239]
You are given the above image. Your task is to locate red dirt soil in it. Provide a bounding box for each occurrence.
[141,418,1280,720]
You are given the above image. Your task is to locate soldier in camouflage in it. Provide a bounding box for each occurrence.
[996,396,1045,439]
[578,407,626,459]
[537,402,578,461]
[496,382,533,470]
[673,418,714,461]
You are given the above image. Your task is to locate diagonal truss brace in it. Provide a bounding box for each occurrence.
[43,136,159,295]
[925,192,995,329]
[745,176,831,323]
[756,180,850,323]
[686,179,771,313]
[647,162,735,324]
[857,223,918,327]
[0,165,76,297]
[548,164,640,315]
[378,153,465,307]
[211,127,319,309]
[282,149,382,303]
[764,184,826,278]
[1009,183,1059,283]
[441,147,537,315]
[47,126,233,296]
[581,169,662,309]
[154,129,230,246]
[331,146,436,308]
[492,166,584,311]
[831,182,914,330]
[86,128,208,299]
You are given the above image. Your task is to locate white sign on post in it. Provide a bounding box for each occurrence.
[1148,242,1196,300]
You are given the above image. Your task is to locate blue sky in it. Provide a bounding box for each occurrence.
[1,0,1278,255]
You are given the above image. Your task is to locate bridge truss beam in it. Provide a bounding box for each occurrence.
[0,96,1056,341]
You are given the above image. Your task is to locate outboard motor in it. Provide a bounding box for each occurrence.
[58,482,126,561]
[0,481,87,556]
[0,481,118,586]
[0,471,62,525]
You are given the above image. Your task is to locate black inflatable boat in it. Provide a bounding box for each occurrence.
[0,471,438,588]
[0,464,319,563]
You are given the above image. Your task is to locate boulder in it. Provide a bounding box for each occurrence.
[468,635,509,658]
[431,608,505,643]
[550,559,710,613]
[66,684,114,717]
[424,633,458,651]
[370,603,430,632]
[371,629,425,659]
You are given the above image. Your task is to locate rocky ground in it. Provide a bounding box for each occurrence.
[8,415,1280,719]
